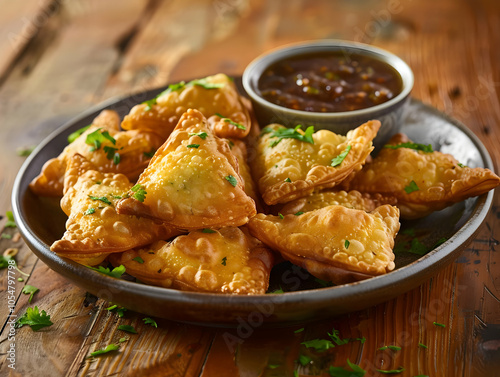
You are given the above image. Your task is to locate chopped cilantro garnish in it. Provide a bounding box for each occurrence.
[401,228,415,236]
[356,337,366,344]
[215,113,246,130]
[413,375,429,377]
[328,328,350,345]
[278,213,284,219]
[143,149,156,158]
[458,162,466,168]
[329,359,366,376]
[106,305,127,317]
[408,238,428,256]
[298,354,312,366]
[143,317,157,328]
[5,211,16,228]
[68,124,91,143]
[84,208,96,216]
[22,285,39,304]
[433,322,446,328]
[267,125,315,147]
[103,146,121,165]
[187,144,200,148]
[189,132,208,140]
[301,338,335,352]
[269,287,284,294]
[191,78,225,90]
[132,256,144,264]
[117,325,137,334]
[1,233,12,239]
[379,345,401,351]
[0,255,13,269]
[15,306,53,331]
[224,175,238,187]
[202,228,216,233]
[384,142,434,153]
[85,128,116,151]
[344,240,350,249]
[268,364,280,369]
[375,367,405,374]
[131,184,147,202]
[418,342,428,349]
[88,344,120,358]
[221,257,227,266]
[314,278,333,287]
[119,337,128,343]
[284,177,291,182]
[433,237,447,248]
[88,195,112,206]
[294,328,305,333]
[404,180,420,194]
[17,146,35,157]
[18,277,24,282]
[294,211,304,216]
[88,265,126,279]
[330,145,352,167]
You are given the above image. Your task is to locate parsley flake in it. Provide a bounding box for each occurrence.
[132,256,144,264]
[5,211,16,228]
[187,144,200,148]
[294,328,305,333]
[331,145,352,167]
[344,240,350,249]
[143,149,156,158]
[221,257,227,266]
[131,184,147,202]
[267,125,315,147]
[404,180,420,194]
[117,325,137,334]
[294,211,304,216]
[269,287,284,294]
[328,328,350,346]
[189,132,208,140]
[88,344,120,358]
[298,354,312,366]
[433,322,446,328]
[418,342,428,349]
[15,306,53,331]
[202,228,216,233]
[375,367,405,374]
[379,345,401,351]
[384,142,433,153]
[224,175,238,187]
[143,317,158,328]
[88,265,126,279]
[88,195,112,206]
[409,238,428,256]
[301,338,335,352]
[84,208,96,216]
[106,305,127,317]
[68,125,91,143]
[329,359,366,377]
[191,78,225,90]
[215,113,246,130]
[103,146,121,165]
[284,177,291,182]
[278,213,284,219]
[22,285,39,304]
[17,146,35,157]
[85,128,116,151]
[1,233,12,239]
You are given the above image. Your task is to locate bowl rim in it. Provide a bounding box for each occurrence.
[242,39,414,119]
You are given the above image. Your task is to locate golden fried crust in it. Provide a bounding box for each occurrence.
[29,110,163,197]
[63,153,98,195]
[343,133,500,219]
[279,190,397,215]
[116,109,256,230]
[252,120,380,206]
[52,165,181,266]
[247,205,400,284]
[121,74,251,140]
[109,227,274,294]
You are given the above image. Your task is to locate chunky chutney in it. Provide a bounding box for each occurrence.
[257,51,403,113]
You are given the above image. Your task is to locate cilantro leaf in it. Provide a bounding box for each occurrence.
[344,240,350,249]
[294,328,305,333]
[84,208,95,216]
[88,265,126,279]
[328,328,350,345]
[86,128,116,151]
[68,124,91,143]
[419,343,428,349]
[267,125,315,147]
[224,175,238,187]
[1,233,12,239]
[132,256,144,264]
[0,255,12,269]
[330,145,352,167]
[103,146,121,164]
[117,325,137,334]
[408,238,428,256]
[215,113,246,130]
[106,304,127,317]
[88,195,112,206]
[301,338,335,352]
[143,149,156,158]
[298,354,312,366]
[88,344,120,358]
[221,257,227,266]
[5,211,16,228]
[17,146,35,157]
[404,180,419,194]
[433,322,446,328]
[191,78,225,89]
[187,144,200,148]
[375,367,405,374]
[22,285,39,303]
[269,287,284,294]
[379,345,401,351]
[294,211,304,216]
[189,132,208,140]
[202,228,216,233]
[131,184,147,202]
[278,213,284,219]
[143,317,158,328]
[329,359,366,376]
[15,306,53,331]
[384,142,433,153]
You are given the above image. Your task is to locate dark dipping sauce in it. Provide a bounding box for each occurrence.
[257,51,403,113]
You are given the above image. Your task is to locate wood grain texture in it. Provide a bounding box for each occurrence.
[0,0,499,376]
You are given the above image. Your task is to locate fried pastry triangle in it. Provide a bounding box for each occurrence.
[29,110,163,197]
[279,190,397,215]
[109,227,274,294]
[52,155,181,266]
[116,109,256,229]
[343,133,500,219]
[252,120,380,205]
[248,204,400,284]
[121,73,251,140]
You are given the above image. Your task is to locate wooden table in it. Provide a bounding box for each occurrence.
[1,0,499,376]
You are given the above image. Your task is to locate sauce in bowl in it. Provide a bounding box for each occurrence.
[257,51,403,113]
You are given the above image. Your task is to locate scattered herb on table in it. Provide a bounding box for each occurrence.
[5,211,16,228]
[88,344,120,358]
[143,317,157,328]
[301,338,335,352]
[375,367,405,374]
[117,325,137,334]
[22,285,39,303]
[329,359,366,377]
[433,322,446,328]
[15,306,53,331]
